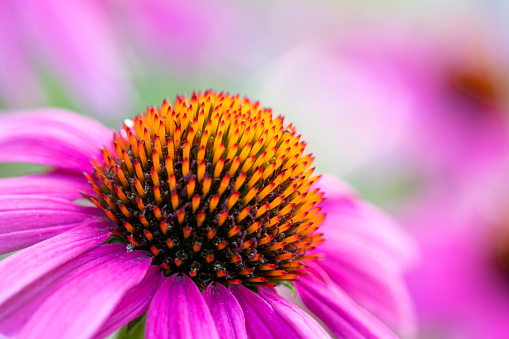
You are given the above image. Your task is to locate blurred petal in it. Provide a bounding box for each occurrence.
[119,0,223,66]
[318,255,415,337]
[318,174,418,270]
[0,109,112,171]
[203,283,247,339]
[0,2,45,107]
[13,0,134,118]
[258,286,331,339]
[19,250,152,339]
[0,195,108,254]
[296,275,397,339]
[92,266,164,339]
[0,225,110,307]
[0,170,92,200]
[146,274,219,339]
[316,174,416,335]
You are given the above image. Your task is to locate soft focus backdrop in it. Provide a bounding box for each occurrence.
[2,0,509,338]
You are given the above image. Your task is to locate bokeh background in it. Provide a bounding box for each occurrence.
[2,0,509,338]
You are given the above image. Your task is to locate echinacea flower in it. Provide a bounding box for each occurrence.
[404,190,509,339]
[0,91,415,338]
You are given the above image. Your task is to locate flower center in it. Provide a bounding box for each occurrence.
[450,60,502,109]
[496,227,509,278]
[85,91,325,289]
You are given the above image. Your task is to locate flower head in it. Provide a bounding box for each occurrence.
[87,90,324,289]
[0,91,415,338]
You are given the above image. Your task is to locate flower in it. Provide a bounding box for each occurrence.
[404,188,509,339]
[254,22,509,194]
[0,91,415,338]
[401,145,509,339]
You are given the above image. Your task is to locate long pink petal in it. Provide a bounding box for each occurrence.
[0,224,110,306]
[146,274,219,339]
[296,275,397,339]
[230,284,302,338]
[318,252,415,337]
[310,174,417,334]
[258,287,331,339]
[0,170,92,200]
[0,109,112,171]
[203,283,247,339]
[18,250,153,339]
[0,195,109,254]
[92,266,164,339]
[0,244,128,336]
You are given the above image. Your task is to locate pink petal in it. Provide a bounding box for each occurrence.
[0,1,45,107]
[0,244,129,336]
[203,283,247,339]
[12,0,134,118]
[18,249,153,339]
[318,175,417,269]
[0,170,92,200]
[258,287,331,339]
[296,275,398,339]
[0,109,112,171]
[314,175,417,335]
[0,195,109,254]
[0,224,110,306]
[318,252,415,336]
[92,266,164,339]
[146,274,219,339]
[230,284,301,338]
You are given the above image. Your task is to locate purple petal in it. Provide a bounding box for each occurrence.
[296,275,398,339]
[92,266,164,339]
[0,224,110,306]
[203,283,247,339]
[18,249,153,339]
[146,274,219,339]
[0,244,129,336]
[230,284,301,338]
[0,170,92,200]
[0,109,112,171]
[0,195,109,254]
[258,287,331,339]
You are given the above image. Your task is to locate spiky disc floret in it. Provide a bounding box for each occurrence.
[86,90,325,289]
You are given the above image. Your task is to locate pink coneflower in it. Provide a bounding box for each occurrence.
[0,91,415,338]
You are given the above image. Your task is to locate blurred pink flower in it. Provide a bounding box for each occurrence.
[404,181,509,339]
[256,22,509,188]
[0,94,415,338]
[353,22,509,339]
[343,26,509,182]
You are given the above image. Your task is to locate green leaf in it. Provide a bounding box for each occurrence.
[275,281,297,297]
[104,234,128,245]
[116,313,146,339]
